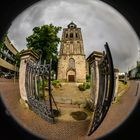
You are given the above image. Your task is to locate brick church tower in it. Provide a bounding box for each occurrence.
[57,22,86,82]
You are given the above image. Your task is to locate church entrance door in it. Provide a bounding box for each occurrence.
[67,70,76,82]
[68,75,75,82]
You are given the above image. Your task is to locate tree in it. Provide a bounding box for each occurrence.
[26,24,62,72]
[0,34,6,52]
[14,52,20,67]
[136,64,140,79]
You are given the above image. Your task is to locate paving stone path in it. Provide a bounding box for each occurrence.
[0,78,139,140]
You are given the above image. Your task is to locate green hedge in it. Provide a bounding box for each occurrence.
[51,80,60,87]
[78,82,90,91]
[78,84,86,91]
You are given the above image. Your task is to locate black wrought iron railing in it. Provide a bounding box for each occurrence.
[25,61,58,123]
[87,42,114,136]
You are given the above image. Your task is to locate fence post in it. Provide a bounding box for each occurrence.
[48,59,53,118]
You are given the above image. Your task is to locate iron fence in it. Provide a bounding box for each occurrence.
[87,42,114,135]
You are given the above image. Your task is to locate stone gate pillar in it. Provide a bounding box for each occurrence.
[87,51,103,107]
[19,49,39,105]
[92,59,100,106]
[113,68,119,101]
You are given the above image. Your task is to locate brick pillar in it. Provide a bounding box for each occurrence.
[19,49,39,105]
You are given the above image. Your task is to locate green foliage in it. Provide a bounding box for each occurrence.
[84,82,90,89]
[112,95,121,104]
[39,79,48,90]
[26,24,62,72]
[14,52,20,67]
[136,65,140,79]
[136,73,140,78]
[51,80,60,87]
[78,84,86,91]
[0,35,6,52]
[0,35,21,68]
[86,74,91,82]
[39,93,45,100]
[0,42,3,51]
[78,82,90,91]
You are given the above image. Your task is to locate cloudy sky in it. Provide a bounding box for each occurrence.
[8,0,140,72]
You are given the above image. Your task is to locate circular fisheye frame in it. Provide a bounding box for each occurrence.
[0,0,140,140]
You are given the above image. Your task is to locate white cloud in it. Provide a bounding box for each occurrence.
[7,0,140,72]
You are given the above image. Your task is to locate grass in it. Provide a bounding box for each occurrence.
[118,81,128,93]
[112,81,128,104]
[70,111,88,121]
[112,95,121,104]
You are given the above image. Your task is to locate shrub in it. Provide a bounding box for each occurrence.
[78,82,90,91]
[86,74,91,82]
[78,84,86,91]
[84,82,90,89]
[52,80,60,87]
[39,80,48,90]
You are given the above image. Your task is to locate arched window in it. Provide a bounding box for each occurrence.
[76,33,78,38]
[65,33,68,38]
[70,33,73,38]
[69,58,75,69]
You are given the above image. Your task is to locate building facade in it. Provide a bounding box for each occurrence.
[0,36,18,73]
[57,22,86,82]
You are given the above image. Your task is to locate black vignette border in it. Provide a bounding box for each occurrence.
[0,0,140,140]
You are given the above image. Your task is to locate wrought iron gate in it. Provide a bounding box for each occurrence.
[25,60,58,123]
[87,42,114,135]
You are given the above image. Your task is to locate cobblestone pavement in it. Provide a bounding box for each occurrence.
[0,78,139,140]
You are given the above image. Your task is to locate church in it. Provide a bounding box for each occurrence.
[57,22,86,83]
